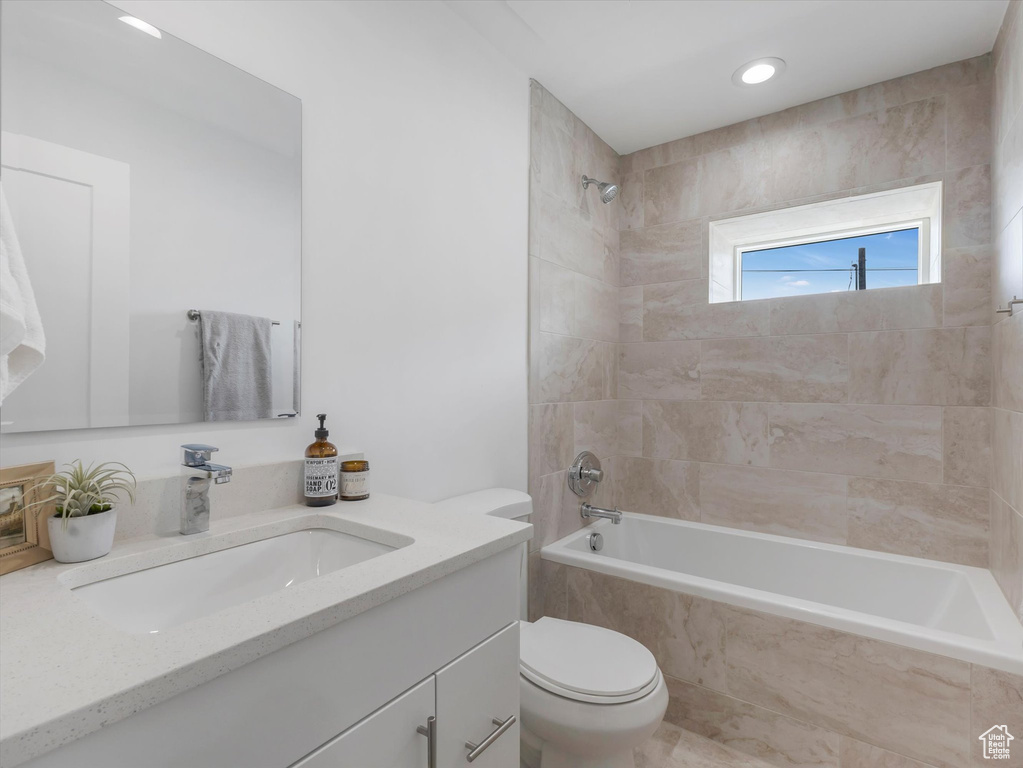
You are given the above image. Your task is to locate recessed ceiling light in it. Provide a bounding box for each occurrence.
[118,16,162,39]
[732,57,786,87]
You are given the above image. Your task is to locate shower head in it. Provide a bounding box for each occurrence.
[582,175,619,204]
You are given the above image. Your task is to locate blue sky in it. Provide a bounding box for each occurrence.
[740,228,919,300]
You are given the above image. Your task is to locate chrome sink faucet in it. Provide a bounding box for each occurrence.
[581,502,622,525]
[181,444,232,535]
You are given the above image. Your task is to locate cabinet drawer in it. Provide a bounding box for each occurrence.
[435,623,518,768]
[291,677,434,768]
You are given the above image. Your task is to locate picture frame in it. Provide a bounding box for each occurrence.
[0,461,55,575]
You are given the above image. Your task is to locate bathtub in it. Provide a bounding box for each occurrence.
[542,512,1023,675]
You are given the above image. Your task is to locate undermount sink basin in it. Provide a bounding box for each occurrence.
[72,528,396,634]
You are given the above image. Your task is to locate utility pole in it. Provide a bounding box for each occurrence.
[857,247,867,290]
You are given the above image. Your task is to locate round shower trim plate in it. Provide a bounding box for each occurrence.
[568,451,603,498]
[732,57,786,87]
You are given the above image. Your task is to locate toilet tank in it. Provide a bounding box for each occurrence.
[432,488,532,620]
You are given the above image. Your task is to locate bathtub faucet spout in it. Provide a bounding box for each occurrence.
[581,503,622,524]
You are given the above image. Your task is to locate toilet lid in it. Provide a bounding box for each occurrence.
[519,618,659,703]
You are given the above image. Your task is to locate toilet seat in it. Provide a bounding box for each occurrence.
[519,618,659,705]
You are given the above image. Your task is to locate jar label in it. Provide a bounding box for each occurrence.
[305,457,339,497]
[341,470,369,498]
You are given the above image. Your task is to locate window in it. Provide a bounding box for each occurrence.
[708,182,941,303]
[739,226,921,301]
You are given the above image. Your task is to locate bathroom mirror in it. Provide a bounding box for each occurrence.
[0,0,302,433]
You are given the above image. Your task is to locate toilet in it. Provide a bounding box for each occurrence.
[433,489,668,768]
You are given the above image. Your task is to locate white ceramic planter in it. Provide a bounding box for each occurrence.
[47,507,118,563]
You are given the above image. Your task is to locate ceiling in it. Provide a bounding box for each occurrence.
[447,0,1008,155]
[3,0,300,157]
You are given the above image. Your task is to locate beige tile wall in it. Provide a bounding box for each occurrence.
[543,562,1023,768]
[613,56,994,569]
[527,32,1019,768]
[531,51,1015,610]
[991,0,1023,623]
[528,81,619,618]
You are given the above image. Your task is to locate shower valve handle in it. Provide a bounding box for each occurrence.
[568,451,603,497]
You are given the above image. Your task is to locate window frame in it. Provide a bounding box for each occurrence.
[735,218,931,301]
[708,181,943,304]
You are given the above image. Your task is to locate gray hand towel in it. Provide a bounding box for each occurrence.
[198,310,273,421]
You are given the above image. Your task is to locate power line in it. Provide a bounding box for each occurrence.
[743,268,917,272]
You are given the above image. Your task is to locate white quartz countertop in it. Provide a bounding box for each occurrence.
[0,494,532,767]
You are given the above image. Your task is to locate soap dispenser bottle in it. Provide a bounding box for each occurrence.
[304,414,339,506]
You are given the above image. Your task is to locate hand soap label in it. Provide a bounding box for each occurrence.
[304,457,339,498]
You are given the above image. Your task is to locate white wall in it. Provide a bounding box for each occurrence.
[0,0,529,501]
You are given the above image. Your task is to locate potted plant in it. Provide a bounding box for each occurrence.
[31,461,136,563]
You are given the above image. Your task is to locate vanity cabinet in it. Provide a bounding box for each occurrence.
[292,624,518,768]
[19,548,521,768]
[435,623,519,766]
[291,677,434,768]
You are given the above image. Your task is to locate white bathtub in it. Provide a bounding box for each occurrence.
[542,513,1023,675]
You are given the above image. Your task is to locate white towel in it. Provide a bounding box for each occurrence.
[0,183,45,405]
[198,310,273,421]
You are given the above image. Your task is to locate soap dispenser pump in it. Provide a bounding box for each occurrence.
[304,413,339,506]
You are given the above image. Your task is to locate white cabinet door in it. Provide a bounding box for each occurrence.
[435,624,519,768]
[291,677,434,768]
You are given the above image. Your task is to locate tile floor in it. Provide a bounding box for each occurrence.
[636,722,776,768]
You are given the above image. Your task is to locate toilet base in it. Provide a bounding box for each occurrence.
[521,724,637,768]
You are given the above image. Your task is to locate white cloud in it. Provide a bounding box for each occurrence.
[791,280,810,286]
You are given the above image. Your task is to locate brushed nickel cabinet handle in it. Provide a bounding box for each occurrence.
[464,715,516,762]
[417,716,437,768]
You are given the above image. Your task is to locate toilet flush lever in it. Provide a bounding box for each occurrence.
[996,296,1023,316]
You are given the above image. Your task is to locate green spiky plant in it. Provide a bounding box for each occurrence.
[29,461,136,529]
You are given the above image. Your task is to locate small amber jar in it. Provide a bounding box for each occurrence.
[340,460,370,501]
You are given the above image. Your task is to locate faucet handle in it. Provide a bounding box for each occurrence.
[568,451,603,498]
[182,444,219,467]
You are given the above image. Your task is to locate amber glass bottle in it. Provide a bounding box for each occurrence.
[340,460,370,501]
[304,414,339,506]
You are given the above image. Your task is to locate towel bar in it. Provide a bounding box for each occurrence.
[187,309,282,326]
